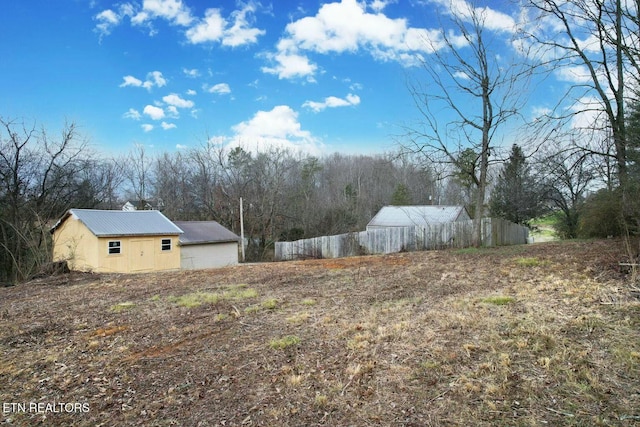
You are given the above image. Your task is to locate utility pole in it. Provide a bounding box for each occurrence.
[240,197,245,262]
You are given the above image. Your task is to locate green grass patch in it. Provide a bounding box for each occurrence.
[269,335,300,350]
[244,305,261,314]
[301,298,316,306]
[481,296,514,306]
[516,257,543,267]
[286,311,311,324]
[110,301,136,312]
[224,287,258,300]
[261,298,278,310]
[169,292,220,308]
[314,394,329,407]
[530,212,562,227]
[420,360,440,370]
[168,285,258,308]
[533,228,556,237]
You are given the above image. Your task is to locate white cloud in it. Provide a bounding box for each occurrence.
[186,4,265,46]
[176,143,188,149]
[142,71,167,89]
[453,71,471,80]
[143,105,165,120]
[402,27,465,54]
[261,51,318,81]
[120,71,166,90]
[261,0,517,79]
[262,0,457,79]
[206,83,231,95]
[284,0,408,54]
[429,0,516,33]
[161,121,177,130]
[166,105,179,118]
[303,93,361,112]
[141,124,154,132]
[133,0,194,26]
[94,0,194,37]
[123,108,142,120]
[120,75,143,88]
[94,4,136,37]
[230,105,322,154]
[554,65,592,84]
[95,9,120,37]
[96,9,119,25]
[570,95,607,131]
[576,34,604,54]
[183,68,200,78]
[186,89,197,96]
[530,106,553,121]
[346,93,360,104]
[221,3,265,47]
[478,6,517,33]
[370,0,393,13]
[130,10,150,26]
[186,8,225,43]
[162,93,195,108]
[96,1,264,47]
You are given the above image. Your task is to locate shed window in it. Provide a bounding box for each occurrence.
[108,241,121,254]
[161,238,172,251]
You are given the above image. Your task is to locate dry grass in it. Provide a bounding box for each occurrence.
[1,240,639,426]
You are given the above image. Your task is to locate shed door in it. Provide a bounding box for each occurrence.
[130,239,154,272]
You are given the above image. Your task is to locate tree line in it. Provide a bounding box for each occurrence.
[1,106,637,284]
[0,120,462,282]
[2,0,639,283]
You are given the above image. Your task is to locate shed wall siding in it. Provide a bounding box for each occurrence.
[97,236,180,273]
[52,217,181,273]
[52,217,99,271]
[181,243,239,270]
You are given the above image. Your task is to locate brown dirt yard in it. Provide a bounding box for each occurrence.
[1,239,639,426]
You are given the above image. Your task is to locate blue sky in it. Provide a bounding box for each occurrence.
[0,0,578,156]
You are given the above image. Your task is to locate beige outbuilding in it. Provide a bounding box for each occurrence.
[51,209,183,273]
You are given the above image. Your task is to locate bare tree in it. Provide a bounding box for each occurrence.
[524,0,639,200]
[404,2,530,245]
[188,140,224,220]
[124,143,154,205]
[153,151,195,219]
[538,147,596,237]
[248,148,297,260]
[0,117,89,282]
[91,158,126,210]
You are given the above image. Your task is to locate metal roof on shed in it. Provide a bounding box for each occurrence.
[51,209,183,237]
[173,221,239,245]
[367,206,469,228]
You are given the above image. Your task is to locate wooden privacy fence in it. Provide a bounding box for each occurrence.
[274,218,529,261]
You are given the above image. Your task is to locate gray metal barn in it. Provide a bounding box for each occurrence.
[173,221,239,270]
[366,205,471,230]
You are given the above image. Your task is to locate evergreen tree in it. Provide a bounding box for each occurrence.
[624,99,640,235]
[391,183,412,205]
[627,100,640,180]
[490,144,544,225]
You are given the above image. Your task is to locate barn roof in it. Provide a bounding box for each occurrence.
[51,209,183,237]
[367,205,469,228]
[173,221,239,245]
